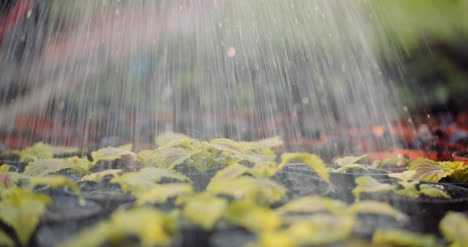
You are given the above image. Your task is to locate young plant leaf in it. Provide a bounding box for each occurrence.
[0,229,14,247]
[408,159,463,182]
[51,146,86,156]
[250,136,283,150]
[0,164,12,173]
[450,166,468,183]
[333,164,368,173]
[439,212,468,247]
[350,200,407,221]
[24,157,90,176]
[15,142,53,162]
[0,189,51,246]
[419,184,451,199]
[79,169,123,183]
[179,193,228,230]
[28,175,84,203]
[137,147,194,169]
[155,132,190,147]
[352,176,396,198]
[388,170,417,182]
[285,214,355,245]
[60,207,177,247]
[372,229,439,247]
[225,199,281,232]
[279,153,329,183]
[335,155,368,167]
[110,167,190,195]
[206,164,251,190]
[91,144,135,164]
[209,138,247,154]
[277,196,347,215]
[208,176,286,205]
[251,230,295,247]
[136,183,193,205]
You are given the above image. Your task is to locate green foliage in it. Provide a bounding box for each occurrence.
[136,183,193,205]
[350,200,407,222]
[60,207,177,247]
[178,193,228,230]
[28,175,84,204]
[419,184,451,199]
[372,229,440,247]
[0,189,51,246]
[0,164,12,172]
[439,212,468,247]
[279,153,329,183]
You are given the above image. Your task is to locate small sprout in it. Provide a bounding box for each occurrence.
[0,164,12,173]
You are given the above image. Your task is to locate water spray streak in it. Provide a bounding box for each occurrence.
[0,0,401,154]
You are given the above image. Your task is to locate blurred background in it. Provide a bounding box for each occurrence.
[0,0,466,161]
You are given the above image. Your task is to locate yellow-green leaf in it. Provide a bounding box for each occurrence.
[440,212,468,247]
[79,169,123,183]
[0,228,14,247]
[352,176,396,198]
[279,153,329,183]
[225,199,281,232]
[0,164,12,173]
[450,166,468,183]
[206,164,251,190]
[0,189,51,246]
[389,170,417,182]
[209,138,247,154]
[350,200,407,221]
[110,167,190,194]
[137,147,194,169]
[24,157,90,176]
[285,214,355,245]
[277,196,347,215]
[335,155,368,167]
[408,159,463,182]
[208,176,286,205]
[251,230,296,247]
[51,146,86,156]
[28,176,84,203]
[419,184,451,199]
[373,229,439,247]
[136,183,193,205]
[333,164,368,173]
[60,207,176,247]
[16,142,53,162]
[155,132,191,147]
[181,193,228,230]
[91,145,135,164]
